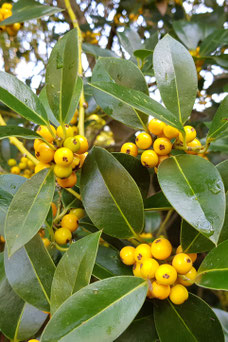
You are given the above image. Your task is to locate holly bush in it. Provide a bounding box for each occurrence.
[0,0,227,341]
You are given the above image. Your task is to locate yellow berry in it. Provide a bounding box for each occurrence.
[187,138,202,155]
[120,246,136,266]
[35,143,55,164]
[27,160,35,169]
[6,26,16,36]
[132,262,143,277]
[8,158,17,166]
[18,161,27,170]
[148,119,165,136]
[42,238,50,248]
[169,284,189,305]
[134,243,152,262]
[172,253,192,274]
[140,232,153,239]
[75,135,89,154]
[51,202,57,217]
[34,162,50,174]
[1,8,11,19]
[34,138,43,151]
[135,133,152,149]
[163,125,179,139]
[151,281,170,300]
[2,3,13,10]
[56,172,77,188]
[120,142,138,157]
[24,169,32,176]
[155,264,177,285]
[61,214,79,232]
[11,166,20,175]
[75,153,87,168]
[56,124,74,139]
[36,125,56,143]
[70,110,78,124]
[63,136,80,153]
[12,22,21,31]
[140,258,159,279]
[54,227,72,245]
[54,164,72,179]
[179,126,196,143]
[54,147,73,166]
[21,157,28,164]
[141,150,158,168]
[71,126,78,135]
[70,208,85,219]
[151,238,172,260]
[178,267,197,287]
[176,245,197,263]
[0,235,5,243]
[153,137,172,156]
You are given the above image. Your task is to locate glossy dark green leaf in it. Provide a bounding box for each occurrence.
[144,211,161,233]
[213,309,228,341]
[211,55,228,69]
[91,57,148,130]
[0,71,48,125]
[61,186,81,209]
[82,43,118,58]
[173,20,205,50]
[93,245,132,280]
[196,240,228,290]
[81,147,144,238]
[46,29,81,124]
[133,49,153,60]
[219,193,228,243]
[153,35,197,124]
[5,169,55,256]
[207,96,228,141]
[41,276,147,342]
[158,155,226,244]
[199,29,228,56]
[113,152,150,198]
[51,231,101,314]
[39,86,60,126]
[116,315,158,342]
[0,0,62,25]
[181,220,214,253]
[4,234,56,311]
[144,191,172,211]
[118,29,143,58]
[90,82,183,132]
[210,136,228,152]
[217,160,228,192]
[154,294,224,342]
[0,126,41,140]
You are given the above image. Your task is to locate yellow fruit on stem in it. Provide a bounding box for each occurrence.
[135,132,152,150]
[134,243,152,262]
[169,284,189,305]
[151,238,172,260]
[172,253,192,274]
[120,142,138,157]
[155,264,177,285]
[120,246,135,265]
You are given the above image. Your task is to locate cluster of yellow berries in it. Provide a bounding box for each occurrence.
[120,238,198,305]
[34,118,88,188]
[82,31,100,44]
[0,3,21,36]
[190,47,204,75]
[121,118,205,171]
[8,156,35,178]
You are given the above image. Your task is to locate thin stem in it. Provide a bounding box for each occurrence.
[64,0,85,136]
[156,209,174,237]
[53,206,69,224]
[55,243,69,252]
[65,187,82,201]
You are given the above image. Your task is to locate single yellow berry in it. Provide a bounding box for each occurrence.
[140,258,159,279]
[35,143,55,164]
[42,238,50,248]
[56,124,74,139]
[71,126,78,135]
[120,246,136,266]
[70,110,78,124]
[151,281,170,300]
[172,253,192,274]
[155,264,177,285]
[24,169,32,177]
[8,158,17,166]
[63,136,80,153]
[20,156,28,164]
[71,155,81,171]
[36,125,56,143]
[153,137,172,156]
[120,142,138,157]
[54,147,73,166]
[28,340,39,342]
[2,3,13,10]
[176,245,197,263]
[11,166,20,175]
[70,208,85,219]
[34,162,50,174]
[187,138,202,155]
[51,202,57,217]
[148,119,165,136]
[75,153,87,168]
[54,165,72,179]
[163,125,179,139]
[179,126,196,143]
[132,262,143,277]
[0,235,5,243]
[151,238,172,260]
[169,284,189,305]
[18,162,27,170]
[75,135,89,154]
[34,138,43,151]
[135,132,152,149]
[12,23,21,32]
[54,227,72,245]
[27,160,35,169]
[178,267,197,287]
[56,172,77,188]
[134,243,152,262]
[61,214,79,232]
[141,150,158,168]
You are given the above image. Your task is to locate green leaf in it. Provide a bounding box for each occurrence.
[41,276,147,342]
[210,55,228,69]
[157,155,226,244]
[153,34,197,124]
[172,20,206,50]
[144,191,172,211]
[0,71,48,125]
[217,160,228,192]
[39,86,60,126]
[219,193,228,243]
[133,49,153,60]
[90,82,183,132]
[0,0,62,26]
[81,147,144,238]
[199,29,228,56]
[196,240,228,290]
[0,126,41,140]
[154,294,224,342]
[93,245,132,280]
[207,96,228,141]
[5,169,55,256]
[181,220,214,253]
[82,43,118,58]
[144,211,162,233]
[213,309,228,341]
[113,152,150,198]
[118,29,143,59]
[51,231,101,314]
[210,136,228,152]
[91,57,148,130]
[116,315,158,342]
[4,234,56,311]
[46,29,81,124]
